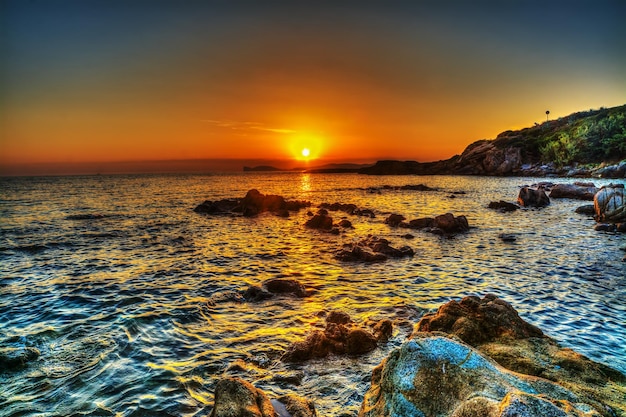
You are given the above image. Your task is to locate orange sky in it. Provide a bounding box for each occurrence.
[1,1,625,174]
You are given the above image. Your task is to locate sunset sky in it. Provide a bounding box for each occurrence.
[1,0,625,174]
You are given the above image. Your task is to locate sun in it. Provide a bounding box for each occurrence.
[301,148,311,158]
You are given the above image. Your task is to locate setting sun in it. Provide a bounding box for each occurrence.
[301,148,311,158]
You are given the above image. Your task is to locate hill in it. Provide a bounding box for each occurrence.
[361,104,626,177]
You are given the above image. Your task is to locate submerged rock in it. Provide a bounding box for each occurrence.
[359,335,602,417]
[594,184,625,223]
[517,186,550,207]
[244,278,310,301]
[0,345,40,371]
[281,312,390,362]
[304,213,334,230]
[549,182,598,200]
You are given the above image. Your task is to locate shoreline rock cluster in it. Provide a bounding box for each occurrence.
[208,295,626,417]
[194,189,311,217]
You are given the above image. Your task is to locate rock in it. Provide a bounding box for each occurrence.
[575,204,596,216]
[282,312,386,362]
[488,200,520,212]
[275,395,318,417]
[549,183,598,200]
[407,218,434,229]
[413,294,543,346]
[336,236,413,262]
[594,223,616,232]
[242,285,274,302]
[65,213,105,220]
[319,202,358,214]
[262,278,308,298]
[594,185,626,223]
[593,161,626,178]
[336,219,353,228]
[400,234,414,239]
[408,295,626,416]
[304,213,334,230]
[433,213,469,233]
[517,187,550,207]
[0,345,40,371]
[384,214,405,227]
[210,377,277,417]
[359,335,605,417]
[372,319,393,342]
[617,223,626,232]
[194,198,240,214]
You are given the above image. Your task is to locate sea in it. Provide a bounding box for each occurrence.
[1,173,625,417]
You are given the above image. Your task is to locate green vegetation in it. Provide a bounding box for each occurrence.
[494,104,626,166]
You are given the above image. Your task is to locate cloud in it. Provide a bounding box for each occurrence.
[202,119,296,134]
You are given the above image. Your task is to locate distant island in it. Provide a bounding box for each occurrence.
[359,104,626,178]
[244,163,374,174]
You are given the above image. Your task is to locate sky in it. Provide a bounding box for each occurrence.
[1,0,625,174]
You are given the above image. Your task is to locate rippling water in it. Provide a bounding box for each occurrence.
[1,173,624,416]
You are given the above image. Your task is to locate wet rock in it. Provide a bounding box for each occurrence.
[263,278,308,298]
[617,223,626,232]
[282,312,387,362]
[336,236,414,262]
[413,294,543,345]
[488,200,520,212]
[384,214,405,227]
[242,285,274,302]
[372,319,393,342]
[592,161,626,178]
[407,218,434,229]
[194,198,240,214]
[275,395,318,417]
[210,377,277,417]
[575,204,596,216]
[549,182,598,200]
[320,202,357,214]
[359,335,603,417]
[336,219,353,228]
[400,233,414,239]
[0,345,40,371]
[594,184,625,223]
[517,186,550,207]
[304,213,333,230]
[594,223,616,232]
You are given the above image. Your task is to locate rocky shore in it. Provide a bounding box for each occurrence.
[207,295,626,417]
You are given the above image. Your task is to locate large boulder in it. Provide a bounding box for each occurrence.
[358,335,604,417]
[410,295,626,416]
[594,184,625,223]
[488,200,520,212]
[517,187,550,207]
[304,213,334,230]
[549,183,598,200]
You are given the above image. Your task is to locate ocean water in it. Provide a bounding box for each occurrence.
[1,173,624,417]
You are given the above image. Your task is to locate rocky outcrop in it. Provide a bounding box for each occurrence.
[575,204,596,216]
[549,182,598,200]
[405,295,626,416]
[336,236,414,262]
[517,186,550,207]
[304,212,334,231]
[592,161,626,178]
[594,184,625,223]
[0,344,40,371]
[281,312,391,362]
[194,189,310,217]
[359,335,606,417]
[319,202,375,217]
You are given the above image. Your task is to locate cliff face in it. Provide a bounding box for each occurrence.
[360,104,626,177]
